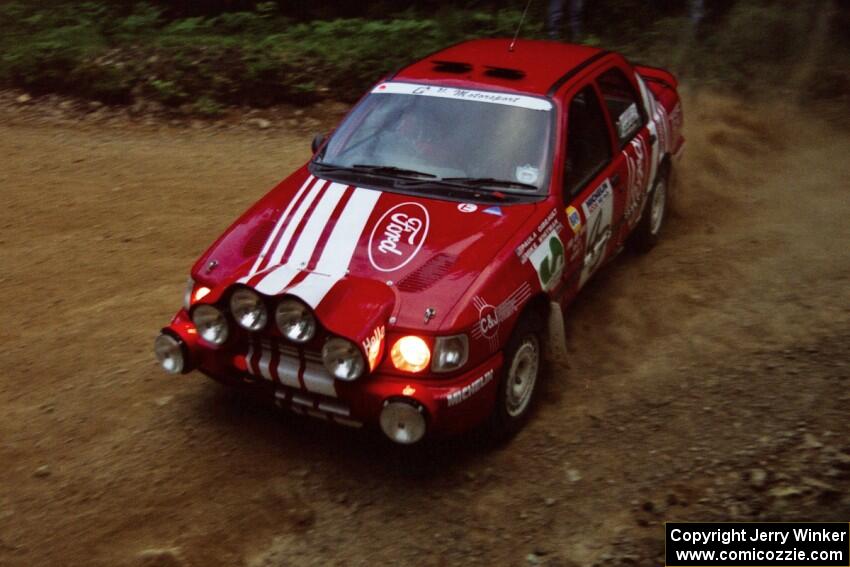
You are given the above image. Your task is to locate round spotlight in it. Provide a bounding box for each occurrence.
[322,337,365,381]
[154,333,184,374]
[275,299,317,343]
[380,400,427,444]
[192,304,229,345]
[230,288,268,331]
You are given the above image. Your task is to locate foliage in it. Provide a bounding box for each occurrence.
[0,0,845,114]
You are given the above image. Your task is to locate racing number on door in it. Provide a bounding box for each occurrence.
[579,178,614,286]
[562,85,617,289]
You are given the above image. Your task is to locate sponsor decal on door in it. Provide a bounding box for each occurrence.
[579,179,614,287]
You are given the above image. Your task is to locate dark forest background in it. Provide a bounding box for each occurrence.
[1,0,846,115]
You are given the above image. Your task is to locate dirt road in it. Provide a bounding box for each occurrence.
[1,91,848,567]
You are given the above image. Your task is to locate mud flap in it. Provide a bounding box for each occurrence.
[545,300,568,366]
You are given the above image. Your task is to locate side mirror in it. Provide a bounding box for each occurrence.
[311,133,327,154]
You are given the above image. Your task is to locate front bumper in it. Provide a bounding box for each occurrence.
[161,317,503,440]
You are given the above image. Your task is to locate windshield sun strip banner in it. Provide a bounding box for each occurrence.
[372,82,553,111]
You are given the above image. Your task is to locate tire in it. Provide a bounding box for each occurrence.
[630,163,670,254]
[489,312,544,439]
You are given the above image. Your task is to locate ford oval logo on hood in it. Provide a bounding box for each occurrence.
[368,202,429,272]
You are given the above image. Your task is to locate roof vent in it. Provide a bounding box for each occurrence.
[484,66,526,80]
[432,60,473,74]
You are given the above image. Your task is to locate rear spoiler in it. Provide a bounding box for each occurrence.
[634,63,679,91]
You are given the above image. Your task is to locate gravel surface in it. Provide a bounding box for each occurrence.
[0,88,848,567]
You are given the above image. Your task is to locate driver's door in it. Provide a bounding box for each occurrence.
[561,84,624,289]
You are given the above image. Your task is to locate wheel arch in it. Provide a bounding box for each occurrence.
[514,292,568,366]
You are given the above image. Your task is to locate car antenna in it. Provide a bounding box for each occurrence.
[509,0,534,52]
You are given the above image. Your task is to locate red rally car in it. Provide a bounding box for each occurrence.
[154,39,684,444]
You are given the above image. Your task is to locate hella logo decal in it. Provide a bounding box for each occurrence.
[368,202,429,272]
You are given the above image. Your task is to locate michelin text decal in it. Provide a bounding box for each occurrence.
[446,369,495,407]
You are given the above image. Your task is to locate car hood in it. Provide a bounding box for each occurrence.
[193,167,539,339]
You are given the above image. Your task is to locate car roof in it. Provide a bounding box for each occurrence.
[392,38,608,97]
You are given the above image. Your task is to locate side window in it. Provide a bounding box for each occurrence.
[564,86,612,197]
[598,67,645,146]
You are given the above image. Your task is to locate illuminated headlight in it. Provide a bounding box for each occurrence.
[322,337,365,381]
[432,334,468,373]
[183,277,210,310]
[275,299,317,343]
[230,288,268,331]
[380,400,426,444]
[154,333,184,374]
[390,335,431,373]
[192,304,229,345]
[183,277,195,310]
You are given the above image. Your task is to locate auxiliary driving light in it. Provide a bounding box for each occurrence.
[192,304,229,345]
[322,337,365,381]
[380,400,427,444]
[230,288,268,331]
[390,336,431,372]
[154,333,184,374]
[275,299,317,343]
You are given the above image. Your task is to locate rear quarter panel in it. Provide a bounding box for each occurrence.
[635,64,684,158]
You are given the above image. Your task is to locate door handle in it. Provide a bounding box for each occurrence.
[611,173,621,187]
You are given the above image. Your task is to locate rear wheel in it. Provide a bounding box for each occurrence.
[631,164,669,253]
[490,313,543,439]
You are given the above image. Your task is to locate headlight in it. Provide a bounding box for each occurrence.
[183,278,195,310]
[230,288,268,331]
[275,299,317,343]
[183,277,210,310]
[390,335,431,373]
[322,337,365,381]
[154,333,184,374]
[432,334,468,373]
[192,304,229,345]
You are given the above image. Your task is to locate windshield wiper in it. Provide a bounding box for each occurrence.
[350,164,437,179]
[311,162,355,173]
[312,162,537,200]
[441,177,538,191]
[311,161,438,180]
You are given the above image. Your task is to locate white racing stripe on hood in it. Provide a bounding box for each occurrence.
[283,187,381,307]
[266,178,328,267]
[286,182,347,268]
[246,175,316,278]
[251,178,332,293]
[253,180,344,295]
[254,264,300,296]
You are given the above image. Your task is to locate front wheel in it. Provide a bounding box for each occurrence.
[630,165,669,253]
[489,314,543,439]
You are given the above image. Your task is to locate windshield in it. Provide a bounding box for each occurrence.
[315,82,554,194]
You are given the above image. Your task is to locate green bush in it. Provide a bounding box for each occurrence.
[0,0,846,114]
[191,95,225,116]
